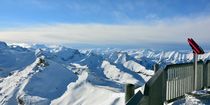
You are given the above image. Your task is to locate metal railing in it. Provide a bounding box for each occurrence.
[126,60,210,105]
[206,61,210,87]
[165,61,203,101]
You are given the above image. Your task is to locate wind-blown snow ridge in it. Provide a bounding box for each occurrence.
[0,42,209,105]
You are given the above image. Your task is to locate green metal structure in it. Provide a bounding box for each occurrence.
[126,60,210,105]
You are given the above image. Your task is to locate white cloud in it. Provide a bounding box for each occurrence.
[0,16,210,46]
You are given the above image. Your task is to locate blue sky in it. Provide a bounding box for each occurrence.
[0,0,210,50]
[0,0,209,24]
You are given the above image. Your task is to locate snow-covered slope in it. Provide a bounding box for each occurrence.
[51,71,124,105]
[0,42,36,77]
[0,42,209,105]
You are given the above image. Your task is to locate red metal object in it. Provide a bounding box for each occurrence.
[187,38,204,54]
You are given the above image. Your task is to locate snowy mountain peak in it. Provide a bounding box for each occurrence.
[0,42,209,105]
[0,41,8,49]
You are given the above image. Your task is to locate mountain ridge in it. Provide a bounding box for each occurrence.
[0,41,209,105]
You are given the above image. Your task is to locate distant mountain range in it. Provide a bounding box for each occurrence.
[0,41,209,105]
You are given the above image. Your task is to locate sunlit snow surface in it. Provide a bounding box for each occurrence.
[0,42,209,105]
[168,90,210,105]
